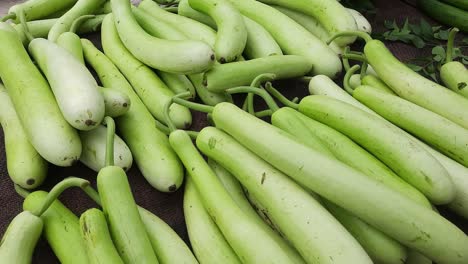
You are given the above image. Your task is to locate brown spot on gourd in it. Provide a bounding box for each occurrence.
[26,178,35,186]
[168,184,177,192]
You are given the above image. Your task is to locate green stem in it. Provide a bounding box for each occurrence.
[342,46,351,72]
[344,65,361,95]
[360,61,368,79]
[291,97,300,103]
[155,119,171,135]
[247,73,277,115]
[14,184,31,199]
[83,186,102,206]
[164,100,177,133]
[341,53,368,63]
[1,13,16,22]
[263,82,299,110]
[34,177,90,216]
[327,31,373,45]
[446,28,459,63]
[255,110,273,118]
[242,96,249,111]
[226,86,280,112]
[70,15,95,33]
[299,76,312,83]
[18,10,33,43]
[163,6,179,13]
[104,116,115,167]
[172,97,214,113]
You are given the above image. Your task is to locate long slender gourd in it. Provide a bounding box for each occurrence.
[339,33,468,129]
[225,0,342,77]
[110,0,215,74]
[0,22,81,166]
[184,176,241,264]
[23,191,89,264]
[138,0,217,47]
[177,0,282,59]
[79,208,124,264]
[81,38,183,192]
[101,15,192,129]
[299,95,454,204]
[187,0,247,63]
[256,0,357,46]
[417,0,468,32]
[169,129,294,263]
[48,0,106,42]
[0,85,47,189]
[203,55,312,92]
[99,87,131,117]
[6,0,77,23]
[209,102,468,264]
[79,125,133,172]
[270,5,342,54]
[197,127,372,264]
[56,32,85,62]
[14,15,105,46]
[354,85,468,167]
[272,107,431,208]
[138,207,199,264]
[440,28,468,98]
[29,38,105,131]
[208,159,306,264]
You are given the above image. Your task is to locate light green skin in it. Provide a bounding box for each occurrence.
[313,79,468,219]
[366,40,468,129]
[308,74,375,114]
[270,109,334,158]
[110,0,215,74]
[157,71,195,95]
[279,108,431,208]
[101,15,192,129]
[242,16,283,58]
[138,0,217,47]
[29,38,105,131]
[8,0,77,23]
[440,62,468,98]
[23,191,89,264]
[79,124,133,172]
[48,0,106,42]
[187,0,247,63]
[324,202,407,264]
[361,75,396,95]
[204,55,312,92]
[177,2,283,59]
[132,7,225,105]
[349,74,362,89]
[97,166,159,264]
[138,207,199,264]
[133,7,188,41]
[256,0,357,46]
[100,87,131,117]
[417,0,468,32]
[178,0,218,28]
[208,159,306,264]
[0,85,47,189]
[81,38,183,192]
[299,95,454,205]
[0,23,81,167]
[0,211,43,264]
[211,102,468,264]
[271,5,342,54]
[346,8,372,34]
[169,130,294,264]
[57,32,85,63]
[14,15,106,46]
[183,176,240,264]
[95,1,112,14]
[79,208,124,264]
[354,85,468,167]
[197,127,371,264]
[225,0,342,77]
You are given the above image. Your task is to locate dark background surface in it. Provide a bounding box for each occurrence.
[0,0,466,263]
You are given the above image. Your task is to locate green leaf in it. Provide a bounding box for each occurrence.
[384,20,396,30]
[434,29,450,40]
[463,37,468,45]
[411,36,426,48]
[419,19,434,40]
[406,63,423,72]
[432,46,446,62]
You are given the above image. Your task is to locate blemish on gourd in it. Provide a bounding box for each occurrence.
[26,178,35,186]
[458,82,467,90]
[208,137,217,149]
[261,172,266,185]
[168,184,177,192]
